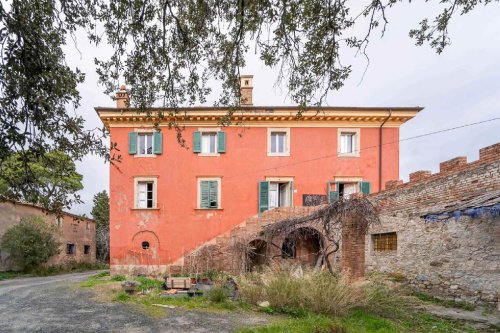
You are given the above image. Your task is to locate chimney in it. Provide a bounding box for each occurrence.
[116,85,130,108]
[239,75,253,106]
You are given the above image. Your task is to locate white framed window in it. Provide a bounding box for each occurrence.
[267,128,290,156]
[269,182,292,209]
[196,128,222,156]
[266,177,293,209]
[201,132,217,154]
[338,182,359,199]
[197,177,222,209]
[338,128,360,157]
[138,133,154,155]
[134,176,158,209]
[340,133,354,153]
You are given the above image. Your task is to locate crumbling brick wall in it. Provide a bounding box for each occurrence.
[0,201,96,271]
[180,204,367,279]
[367,143,500,307]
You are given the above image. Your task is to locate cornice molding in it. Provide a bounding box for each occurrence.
[96,107,422,128]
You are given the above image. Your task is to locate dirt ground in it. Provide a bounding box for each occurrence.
[0,271,268,333]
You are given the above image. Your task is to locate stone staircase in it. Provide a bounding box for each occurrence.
[176,206,320,272]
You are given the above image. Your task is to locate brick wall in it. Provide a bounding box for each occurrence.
[367,142,500,306]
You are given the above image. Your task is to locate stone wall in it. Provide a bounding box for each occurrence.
[367,143,500,307]
[0,201,96,271]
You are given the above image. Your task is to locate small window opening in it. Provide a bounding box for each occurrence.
[142,241,150,250]
[56,217,62,228]
[84,245,91,254]
[245,80,249,86]
[137,181,154,208]
[338,182,358,199]
[201,132,217,154]
[66,243,75,255]
[270,132,287,154]
[138,133,154,155]
[269,182,291,209]
[86,222,90,230]
[340,132,355,154]
[373,232,397,251]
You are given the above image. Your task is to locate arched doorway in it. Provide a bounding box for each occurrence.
[281,227,323,267]
[247,239,268,271]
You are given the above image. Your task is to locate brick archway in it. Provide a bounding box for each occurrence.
[281,227,324,267]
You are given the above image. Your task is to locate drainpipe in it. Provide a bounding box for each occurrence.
[379,109,392,192]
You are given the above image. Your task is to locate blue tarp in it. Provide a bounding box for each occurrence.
[424,204,500,223]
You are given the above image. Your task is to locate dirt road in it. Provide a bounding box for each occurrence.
[0,272,266,333]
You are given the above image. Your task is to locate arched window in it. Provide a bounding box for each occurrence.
[141,241,150,250]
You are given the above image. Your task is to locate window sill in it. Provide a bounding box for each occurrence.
[134,154,157,158]
[195,208,224,211]
[267,152,290,157]
[131,208,160,211]
[198,153,220,157]
[338,153,360,158]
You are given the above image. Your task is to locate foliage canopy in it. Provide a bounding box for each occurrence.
[0,151,84,211]
[0,0,497,209]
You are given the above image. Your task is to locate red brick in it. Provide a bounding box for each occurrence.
[439,157,467,173]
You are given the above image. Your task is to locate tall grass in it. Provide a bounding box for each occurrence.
[238,267,371,316]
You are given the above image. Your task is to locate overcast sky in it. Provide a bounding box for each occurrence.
[66,2,500,216]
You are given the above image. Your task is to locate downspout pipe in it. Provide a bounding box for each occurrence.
[379,109,392,192]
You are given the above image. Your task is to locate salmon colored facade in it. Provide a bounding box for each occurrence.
[97,81,421,274]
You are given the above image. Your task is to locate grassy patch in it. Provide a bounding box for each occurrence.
[414,292,476,311]
[113,291,131,302]
[79,270,114,288]
[110,274,126,282]
[0,263,109,280]
[135,276,163,291]
[237,314,340,333]
[240,308,483,333]
[0,271,23,281]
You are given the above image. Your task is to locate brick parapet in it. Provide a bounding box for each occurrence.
[383,142,500,193]
[378,143,500,215]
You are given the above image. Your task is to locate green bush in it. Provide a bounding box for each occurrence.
[206,286,229,303]
[110,274,126,282]
[113,291,131,302]
[91,271,110,279]
[1,215,61,271]
[136,276,163,291]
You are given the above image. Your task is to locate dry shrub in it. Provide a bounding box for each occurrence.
[237,273,265,305]
[238,266,371,316]
[301,271,367,316]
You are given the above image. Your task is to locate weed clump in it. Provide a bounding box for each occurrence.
[239,267,374,316]
[110,274,126,282]
[206,286,230,303]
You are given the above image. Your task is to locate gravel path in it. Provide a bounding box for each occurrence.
[0,272,268,333]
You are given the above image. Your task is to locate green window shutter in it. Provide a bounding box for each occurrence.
[200,181,210,208]
[209,181,218,208]
[258,181,270,213]
[328,181,339,203]
[193,131,201,153]
[153,132,163,154]
[289,181,294,206]
[128,132,137,155]
[217,131,226,153]
[360,181,371,195]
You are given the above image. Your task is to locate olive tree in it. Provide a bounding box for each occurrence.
[0,0,496,209]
